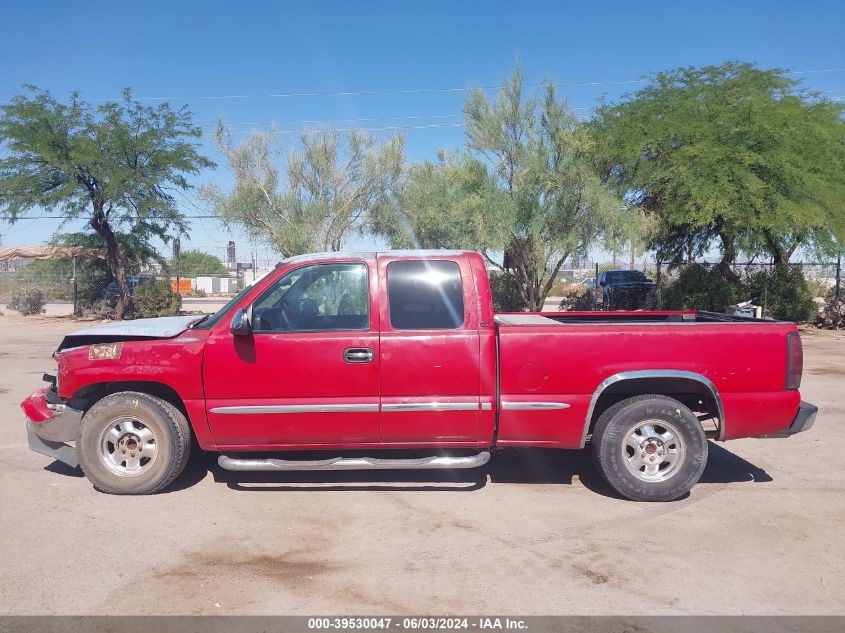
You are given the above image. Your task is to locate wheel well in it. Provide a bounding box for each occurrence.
[587,377,722,439]
[70,381,190,422]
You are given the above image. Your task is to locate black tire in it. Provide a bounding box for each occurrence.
[76,391,192,495]
[591,394,708,502]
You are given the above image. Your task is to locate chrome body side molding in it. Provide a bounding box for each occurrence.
[500,401,571,411]
[211,401,489,415]
[579,369,725,448]
[381,402,480,412]
[218,451,491,471]
[210,404,379,415]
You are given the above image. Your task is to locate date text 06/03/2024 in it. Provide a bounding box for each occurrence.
[306,617,528,630]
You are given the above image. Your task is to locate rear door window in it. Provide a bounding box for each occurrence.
[387,260,464,329]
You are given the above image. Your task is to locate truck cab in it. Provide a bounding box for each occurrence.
[199,251,495,449]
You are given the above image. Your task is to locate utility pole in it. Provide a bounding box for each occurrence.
[72,257,79,317]
[172,236,182,295]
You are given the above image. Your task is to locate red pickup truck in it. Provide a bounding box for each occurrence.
[22,250,816,501]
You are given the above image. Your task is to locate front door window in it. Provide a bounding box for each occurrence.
[252,263,369,332]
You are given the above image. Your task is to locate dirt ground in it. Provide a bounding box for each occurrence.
[0,315,843,615]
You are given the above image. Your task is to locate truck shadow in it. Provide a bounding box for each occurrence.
[190,441,771,497]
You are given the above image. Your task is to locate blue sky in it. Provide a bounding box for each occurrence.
[2,0,844,260]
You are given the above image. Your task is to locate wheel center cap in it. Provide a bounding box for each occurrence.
[117,434,140,454]
[645,443,657,455]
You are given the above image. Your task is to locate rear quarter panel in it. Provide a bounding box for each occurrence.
[496,321,799,447]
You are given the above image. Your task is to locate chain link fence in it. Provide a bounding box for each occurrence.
[2,255,842,321]
[0,265,243,317]
[0,269,108,316]
[548,259,842,317]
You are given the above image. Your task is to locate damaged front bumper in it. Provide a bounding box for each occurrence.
[22,387,83,468]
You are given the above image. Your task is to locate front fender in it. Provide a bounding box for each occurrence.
[56,332,208,401]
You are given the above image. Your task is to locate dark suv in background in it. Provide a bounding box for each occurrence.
[596,270,655,310]
[97,275,155,308]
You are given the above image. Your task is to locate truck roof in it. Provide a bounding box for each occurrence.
[280,249,478,265]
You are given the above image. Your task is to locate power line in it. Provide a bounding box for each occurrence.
[68,66,845,103]
[201,113,462,127]
[94,79,647,103]
[4,69,844,107]
[791,68,845,74]
[200,106,594,129]
[227,122,465,136]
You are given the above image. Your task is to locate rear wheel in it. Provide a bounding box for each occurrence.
[591,394,708,502]
[76,392,191,495]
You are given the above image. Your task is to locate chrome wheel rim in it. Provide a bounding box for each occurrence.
[622,419,685,482]
[98,418,158,477]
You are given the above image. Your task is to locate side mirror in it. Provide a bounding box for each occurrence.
[230,308,251,335]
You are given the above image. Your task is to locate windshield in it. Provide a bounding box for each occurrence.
[606,271,649,283]
[192,283,253,329]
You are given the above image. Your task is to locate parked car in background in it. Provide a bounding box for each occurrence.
[97,276,154,308]
[596,270,655,310]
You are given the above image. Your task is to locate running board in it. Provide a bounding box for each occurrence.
[217,451,491,472]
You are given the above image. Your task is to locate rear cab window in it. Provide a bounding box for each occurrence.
[386,260,465,329]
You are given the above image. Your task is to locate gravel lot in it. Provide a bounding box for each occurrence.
[0,315,843,615]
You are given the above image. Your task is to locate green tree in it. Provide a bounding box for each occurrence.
[602,207,659,269]
[371,151,509,252]
[203,125,404,256]
[592,62,845,282]
[375,68,623,311]
[167,249,228,277]
[0,87,213,318]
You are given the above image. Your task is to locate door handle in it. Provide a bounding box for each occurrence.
[344,348,374,363]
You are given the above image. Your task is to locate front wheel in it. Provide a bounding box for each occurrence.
[591,394,708,502]
[76,392,192,495]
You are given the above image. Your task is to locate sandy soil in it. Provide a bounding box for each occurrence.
[0,314,843,615]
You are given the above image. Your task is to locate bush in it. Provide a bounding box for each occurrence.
[7,288,47,315]
[489,271,526,312]
[81,298,116,319]
[557,286,596,311]
[805,276,833,300]
[663,266,742,312]
[132,280,181,318]
[816,291,844,329]
[744,265,816,323]
[663,264,816,322]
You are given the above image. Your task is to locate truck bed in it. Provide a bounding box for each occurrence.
[493,310,799,449]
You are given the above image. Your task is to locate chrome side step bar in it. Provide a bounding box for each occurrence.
[218,451,491,472]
